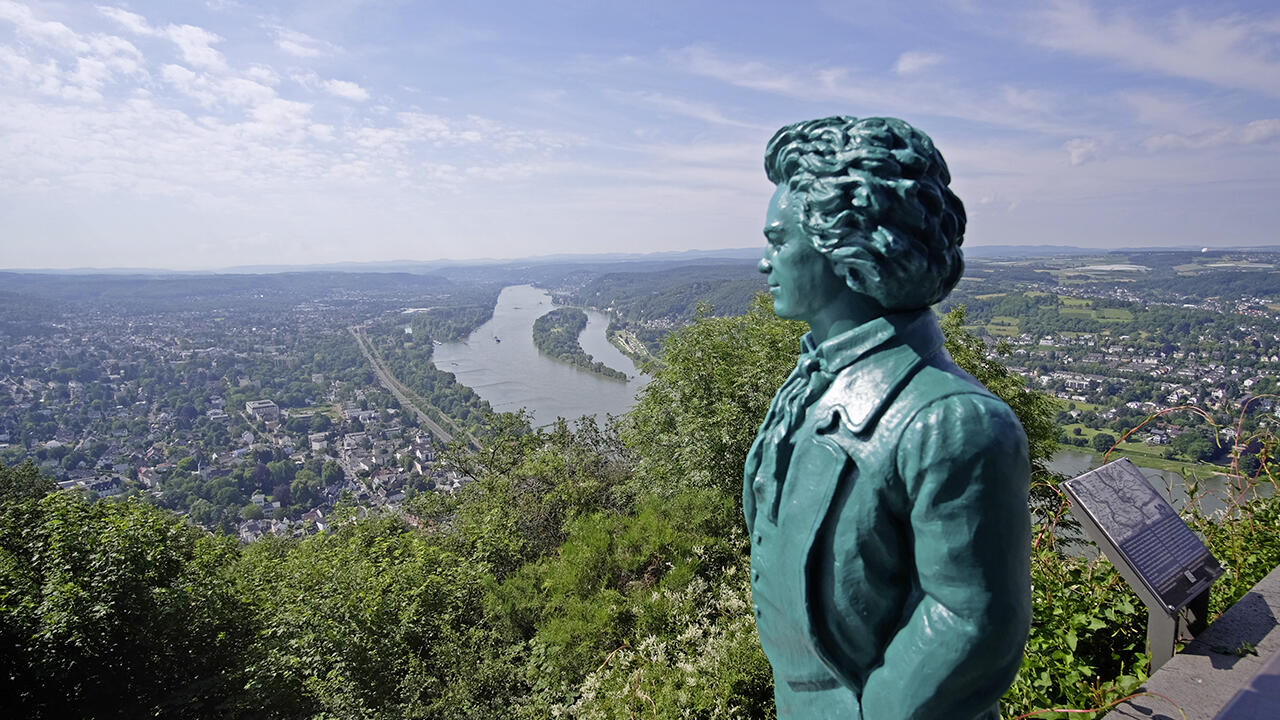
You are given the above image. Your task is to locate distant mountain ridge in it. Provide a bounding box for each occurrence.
[7,243,1280,275]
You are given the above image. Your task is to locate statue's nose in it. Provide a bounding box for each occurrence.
[758,257,772,274]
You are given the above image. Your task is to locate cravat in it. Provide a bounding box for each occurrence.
[760,352,834,522]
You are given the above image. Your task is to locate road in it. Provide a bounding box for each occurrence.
[348,327,479,451]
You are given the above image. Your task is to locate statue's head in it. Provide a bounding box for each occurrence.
[763,116,965,313]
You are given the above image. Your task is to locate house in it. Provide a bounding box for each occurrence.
[245,399,280,421]
[58,476,124,497]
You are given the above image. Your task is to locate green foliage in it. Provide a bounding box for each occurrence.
[367,321,494,433]
[1185,470,1280,619]
[1003,546,1148,719]
[489,489,743,695]
[0,459,55,504]
[548,561,775,720]
[439,413,632,578]
[0,489,252,718]
[624,295,804,498]
[236,513,494,718]
[1091,432,1117,453]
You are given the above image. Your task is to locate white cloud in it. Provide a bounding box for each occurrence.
[219,76,277,106]
[245,97,311,134]
[894,51,942,75]
[165,23,225,71]
[99,6,229,73]
[1064,137,1099,165]
[0,0,89,52]
[97,5,155,36]
[309,123,334,141]
[161,64,217,106]
[275,28,332,58]
[609,90,763,129]
[464,162,540,182]
[1118,91,1223,135]
[668,46,803,96]
[668,46,1083,136]
[245,64,279,85]
[0,3,146,102]
[324,78,369,102]
[1029,0,1280,98]
[1145,118,1280,152]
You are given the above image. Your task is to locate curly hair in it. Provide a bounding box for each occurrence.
[764,116,966,311]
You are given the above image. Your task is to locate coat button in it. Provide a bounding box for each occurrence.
[754,604,762,618]
[752,570,760,582]
[754,533,763,545]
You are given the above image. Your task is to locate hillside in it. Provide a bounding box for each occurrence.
[4,298,1277,718]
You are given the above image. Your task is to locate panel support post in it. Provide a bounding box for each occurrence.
[1148,606,1177,672]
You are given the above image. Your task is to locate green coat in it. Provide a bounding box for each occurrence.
[743,310,1031,719]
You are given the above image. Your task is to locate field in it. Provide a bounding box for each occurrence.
[1057,296,1133,322]
[986,315,1020,336]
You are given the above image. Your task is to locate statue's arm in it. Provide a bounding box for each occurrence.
[859,393,1031,720]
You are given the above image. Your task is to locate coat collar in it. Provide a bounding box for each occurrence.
[807,309,946,435]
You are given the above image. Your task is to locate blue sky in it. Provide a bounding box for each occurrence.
[1,0,1278,270]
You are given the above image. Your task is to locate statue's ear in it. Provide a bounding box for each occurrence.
[828,245,879,297]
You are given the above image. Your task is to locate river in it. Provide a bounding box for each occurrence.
[432,285,650,428]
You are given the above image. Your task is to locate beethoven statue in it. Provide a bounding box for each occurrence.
[744,116,1031,719]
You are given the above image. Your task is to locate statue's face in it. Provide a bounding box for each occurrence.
[759,185,849,324]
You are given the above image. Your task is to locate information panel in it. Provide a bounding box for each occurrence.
[1062,458,1223,614]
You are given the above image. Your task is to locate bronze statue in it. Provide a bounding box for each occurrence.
[744,116,1031,719]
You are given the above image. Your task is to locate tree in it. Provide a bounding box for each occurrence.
[624,296,804,498]
[0,460,55,505]
[1091,433,1117,454]
[320,460,344,486]
[290,470,322,508]
[0,486,253,718]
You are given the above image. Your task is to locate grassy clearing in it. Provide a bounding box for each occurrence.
[293,405,340,419]
[1060,297,1091,307]
[1057,399,1103,411]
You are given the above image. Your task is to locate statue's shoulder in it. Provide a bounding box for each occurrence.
[817,342,1015,447]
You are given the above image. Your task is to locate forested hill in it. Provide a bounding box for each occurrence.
[565,261,764,324]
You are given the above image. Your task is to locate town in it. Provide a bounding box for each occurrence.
[0,272,498,541]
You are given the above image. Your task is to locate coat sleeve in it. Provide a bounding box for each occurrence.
[858,392,1031,720]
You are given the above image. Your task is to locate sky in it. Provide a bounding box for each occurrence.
[1,0,1279,270]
